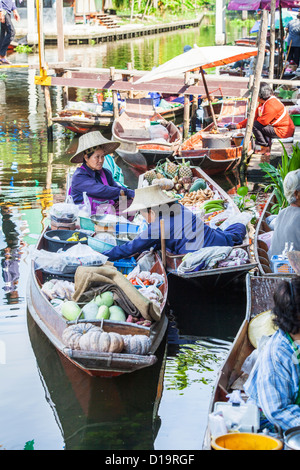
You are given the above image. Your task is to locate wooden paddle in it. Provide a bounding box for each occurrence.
[160,219,166,268]
[287,251,300,275]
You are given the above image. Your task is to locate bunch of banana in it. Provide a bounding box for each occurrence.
[202,199,226,214]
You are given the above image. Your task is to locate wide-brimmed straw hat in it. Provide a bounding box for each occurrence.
[123,184,178,213]
[70,130,120,163]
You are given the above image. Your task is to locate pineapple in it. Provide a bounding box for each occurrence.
[178,159,193,179]
[164,159,178,178]
[144,169,157,184]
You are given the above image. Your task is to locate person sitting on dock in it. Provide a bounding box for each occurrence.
[227,82,295,157]
[268,169,300,260]
[102,185,247,262]
[244,277,300,433]
[70,131,135,216]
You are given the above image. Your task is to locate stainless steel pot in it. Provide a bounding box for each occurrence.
[202,133,232,149]
[284,426,300,450]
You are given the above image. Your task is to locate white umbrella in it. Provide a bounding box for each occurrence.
[135,45,258,84]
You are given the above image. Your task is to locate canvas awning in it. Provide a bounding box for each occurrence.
[135,45,258,84]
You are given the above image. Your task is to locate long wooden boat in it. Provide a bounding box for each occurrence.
[53,98,185,135]
[254,192,296,278]
[202,274,285,450]
[111,103,182,171]
[138,165,257,285]
[27,229,168,378]
[175,99,250,176]
[52,109,114,134]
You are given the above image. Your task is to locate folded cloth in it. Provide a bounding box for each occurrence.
[218,247,249,267]
[177,246,232,274]
[73,264,161,321]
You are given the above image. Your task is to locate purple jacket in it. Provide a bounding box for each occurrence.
[70,163,134,204]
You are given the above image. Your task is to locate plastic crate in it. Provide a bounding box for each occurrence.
[39,268,75,283]
[271,256,295,274]
[113,257,137,274]
[116,222,139,234]
[290,114,300,126]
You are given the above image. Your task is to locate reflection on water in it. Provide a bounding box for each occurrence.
[0,22,249,450]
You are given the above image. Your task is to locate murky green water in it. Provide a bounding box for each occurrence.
[0,20,250,450]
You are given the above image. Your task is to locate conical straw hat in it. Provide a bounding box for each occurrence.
[70,130,120,163]
[123,184,178,213]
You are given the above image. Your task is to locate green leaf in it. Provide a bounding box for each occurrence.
[24,440,34,450]
[237,186,248,197]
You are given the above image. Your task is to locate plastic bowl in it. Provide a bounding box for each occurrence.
[211,433,283,451]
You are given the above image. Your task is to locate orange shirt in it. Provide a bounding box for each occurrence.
[237,96,295,139]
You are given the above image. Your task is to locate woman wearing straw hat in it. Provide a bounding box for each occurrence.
[70,131,135,215]
[102,185,247,262]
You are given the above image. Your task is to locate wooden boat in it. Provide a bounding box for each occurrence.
[52,108,114,134]
[202,274,285,449]
[254,192,296,278]
[112,99,182,171]
[27,229,168,378]
[175,99,250,176]
[138,165,257,285]
[53,98,185,135]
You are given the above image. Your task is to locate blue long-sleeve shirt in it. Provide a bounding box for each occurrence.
[103,203,246,261]
[244,329,300,431]
[0,0,16,13]
[70,162,134,204]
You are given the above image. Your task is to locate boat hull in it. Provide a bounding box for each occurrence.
[27,235,168,377]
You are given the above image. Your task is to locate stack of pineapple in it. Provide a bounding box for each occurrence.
[144,159,196,194]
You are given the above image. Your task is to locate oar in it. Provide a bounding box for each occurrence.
[160,218,166,268]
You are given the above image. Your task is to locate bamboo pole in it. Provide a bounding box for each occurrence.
[183,72,190,139]
[269,0,276,88]
[200,67,218,129]
[239,8,269,178]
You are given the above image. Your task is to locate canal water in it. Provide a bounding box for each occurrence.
[0,20,252,450]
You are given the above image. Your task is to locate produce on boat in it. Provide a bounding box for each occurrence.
[27,226,168,377]
[139,163,257,282]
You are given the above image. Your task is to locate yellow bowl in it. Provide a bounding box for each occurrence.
[211,433,283,451]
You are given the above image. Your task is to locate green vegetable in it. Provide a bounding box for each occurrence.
[96,305,110,320]
[61,301,81,321]
[95,291,114,307]
[81,300,99,320]
[189,178,206,192]
[109,305,126,322]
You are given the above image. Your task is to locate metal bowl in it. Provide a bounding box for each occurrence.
[284,426,300,450]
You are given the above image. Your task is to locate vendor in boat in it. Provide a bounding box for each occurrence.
[70,131,135,216]
[227,82,295,156]
[102,185,247,262]
[244,277,300,433]
[268,169,300,260]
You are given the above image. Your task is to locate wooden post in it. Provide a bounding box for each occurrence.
[110,67,119,120]
[43,85,53,141]
[127,62,133,99]
[56,0,65,63]
[200,67,218,129]
[269,0,276,88]
[240,8,268,178]
[183,72,190,139]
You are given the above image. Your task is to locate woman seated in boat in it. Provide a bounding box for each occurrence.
[102,185,247,262]
[268,169,300,260]
[227,82,295,156]
[70,131,135,216]
[244,277,300,432]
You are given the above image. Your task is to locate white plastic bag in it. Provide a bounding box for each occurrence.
[219,211,253,230]
[77,192,91,217]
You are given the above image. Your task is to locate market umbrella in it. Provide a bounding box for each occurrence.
[227,0,300,10]
[135,45,258,84]
[250,10,297,32]
[135,45,258,128]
